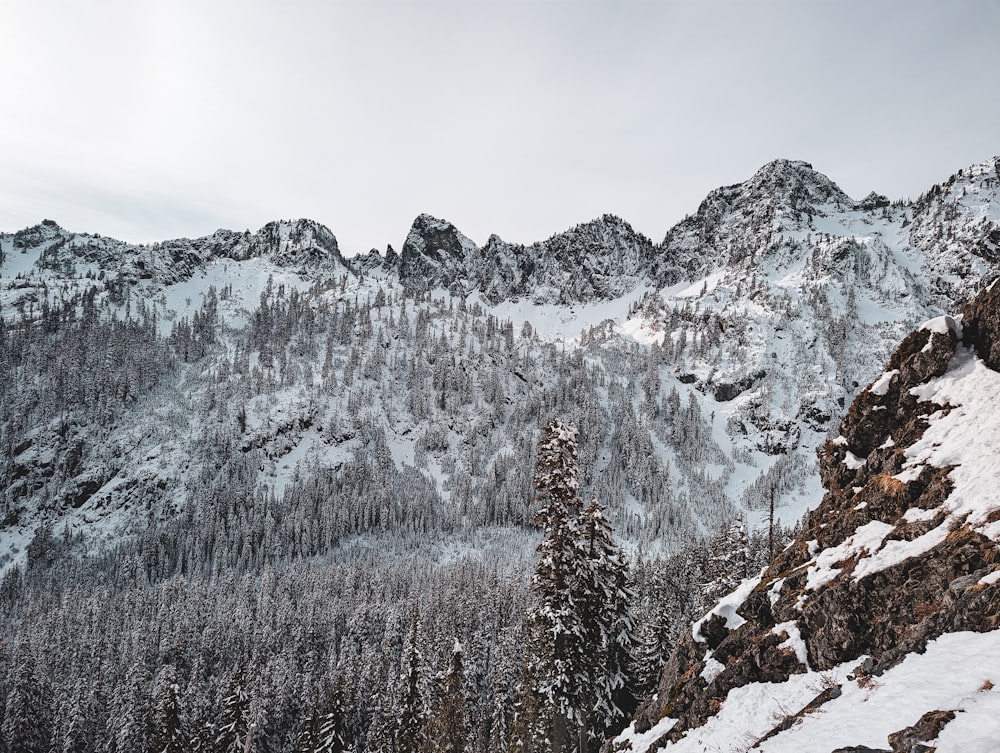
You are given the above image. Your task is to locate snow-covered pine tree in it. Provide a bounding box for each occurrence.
[524,419,587,753]
[577,496,635,744]
[2,657,53,753]
[293,705,322,753]
[426,639,470,753]
[395,605,430,753]
[152,664,186,753]
[215,670,251,753]
[520,420,635,753]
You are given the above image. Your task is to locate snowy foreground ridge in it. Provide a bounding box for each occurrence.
[619,631,1000,753]
[615,283,1000,753]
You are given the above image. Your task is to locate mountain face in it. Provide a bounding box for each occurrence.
[615,281,1000,753]
[3,217,346,294]
[2,157,999,574]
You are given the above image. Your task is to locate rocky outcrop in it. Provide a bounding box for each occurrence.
[396,212,657,303]
[8,218,348,288]
[627,280,1000,750]
[398,214,478,293]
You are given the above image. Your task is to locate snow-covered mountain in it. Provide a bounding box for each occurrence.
[2,157,999,573]
[2,156,1000,753]
[614,278,1000,753]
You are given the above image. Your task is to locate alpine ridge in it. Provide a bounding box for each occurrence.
[3,156,1000,569]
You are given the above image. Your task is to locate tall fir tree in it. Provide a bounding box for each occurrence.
[519,421,635,753]
[215,670,251,753]
[426,640,470,753]
[577,497,636,744]
[525,419,587,753]
[153,664,186,753]
[395,605,429,753]
[2,657,53,753]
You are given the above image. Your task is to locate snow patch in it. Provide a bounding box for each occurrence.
[842,451,866,470]
[772,621,809,668]
[804,521,895,590]
[919,314,963,339]
[701,653,726,684]
[692,572,762,642]
[868,369,898,396]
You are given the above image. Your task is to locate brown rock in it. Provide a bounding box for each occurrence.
[887,709,955,752]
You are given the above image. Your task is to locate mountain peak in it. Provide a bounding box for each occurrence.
[254,218,342,267]
[745,157,852,207]
[11,218,69,249]
[398,214,479,292]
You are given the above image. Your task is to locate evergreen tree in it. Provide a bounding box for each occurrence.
[519,421,635,753]
[111,662,153,753]
[524,419,587,753]
[577,497,635,742]
[59,678,93,753]
[426,640,470,753]
[153,664,186,753]
[395,606,429,753]
[2,658,53,753]
[216,670,251,753]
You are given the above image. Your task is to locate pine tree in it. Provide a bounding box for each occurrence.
[216,670,251,753]
[153,664,186,753]
[577,497,635,743]
[520,421,636,753]
[2,658,53,753]
[426,640,470,753]
[395,606,429,753]
[59,678,93,753]
[525,419,587,753]
[111,662,153,753]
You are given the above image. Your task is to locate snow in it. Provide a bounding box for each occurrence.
[674,270,727,299]
[842,451,866,470]
[692,572,762,642]
[868,369,898,396]
[1,243,45,277]
[700,653,725,684]
[616,631,1000,753]
[767,578,785,606]
[470,285,653,344]
[920,314,963,339]
[772,621,809,668]
[803,520,895,590]
[979,570,1000,586]
[156,258,313,336]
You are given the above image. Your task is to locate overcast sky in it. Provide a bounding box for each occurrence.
[2,1,999,255]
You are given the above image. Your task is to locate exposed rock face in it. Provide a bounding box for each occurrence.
[398,213,478,293]
[628,279,1000,751]
[14,217,348,289]
[396,212,656,304]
